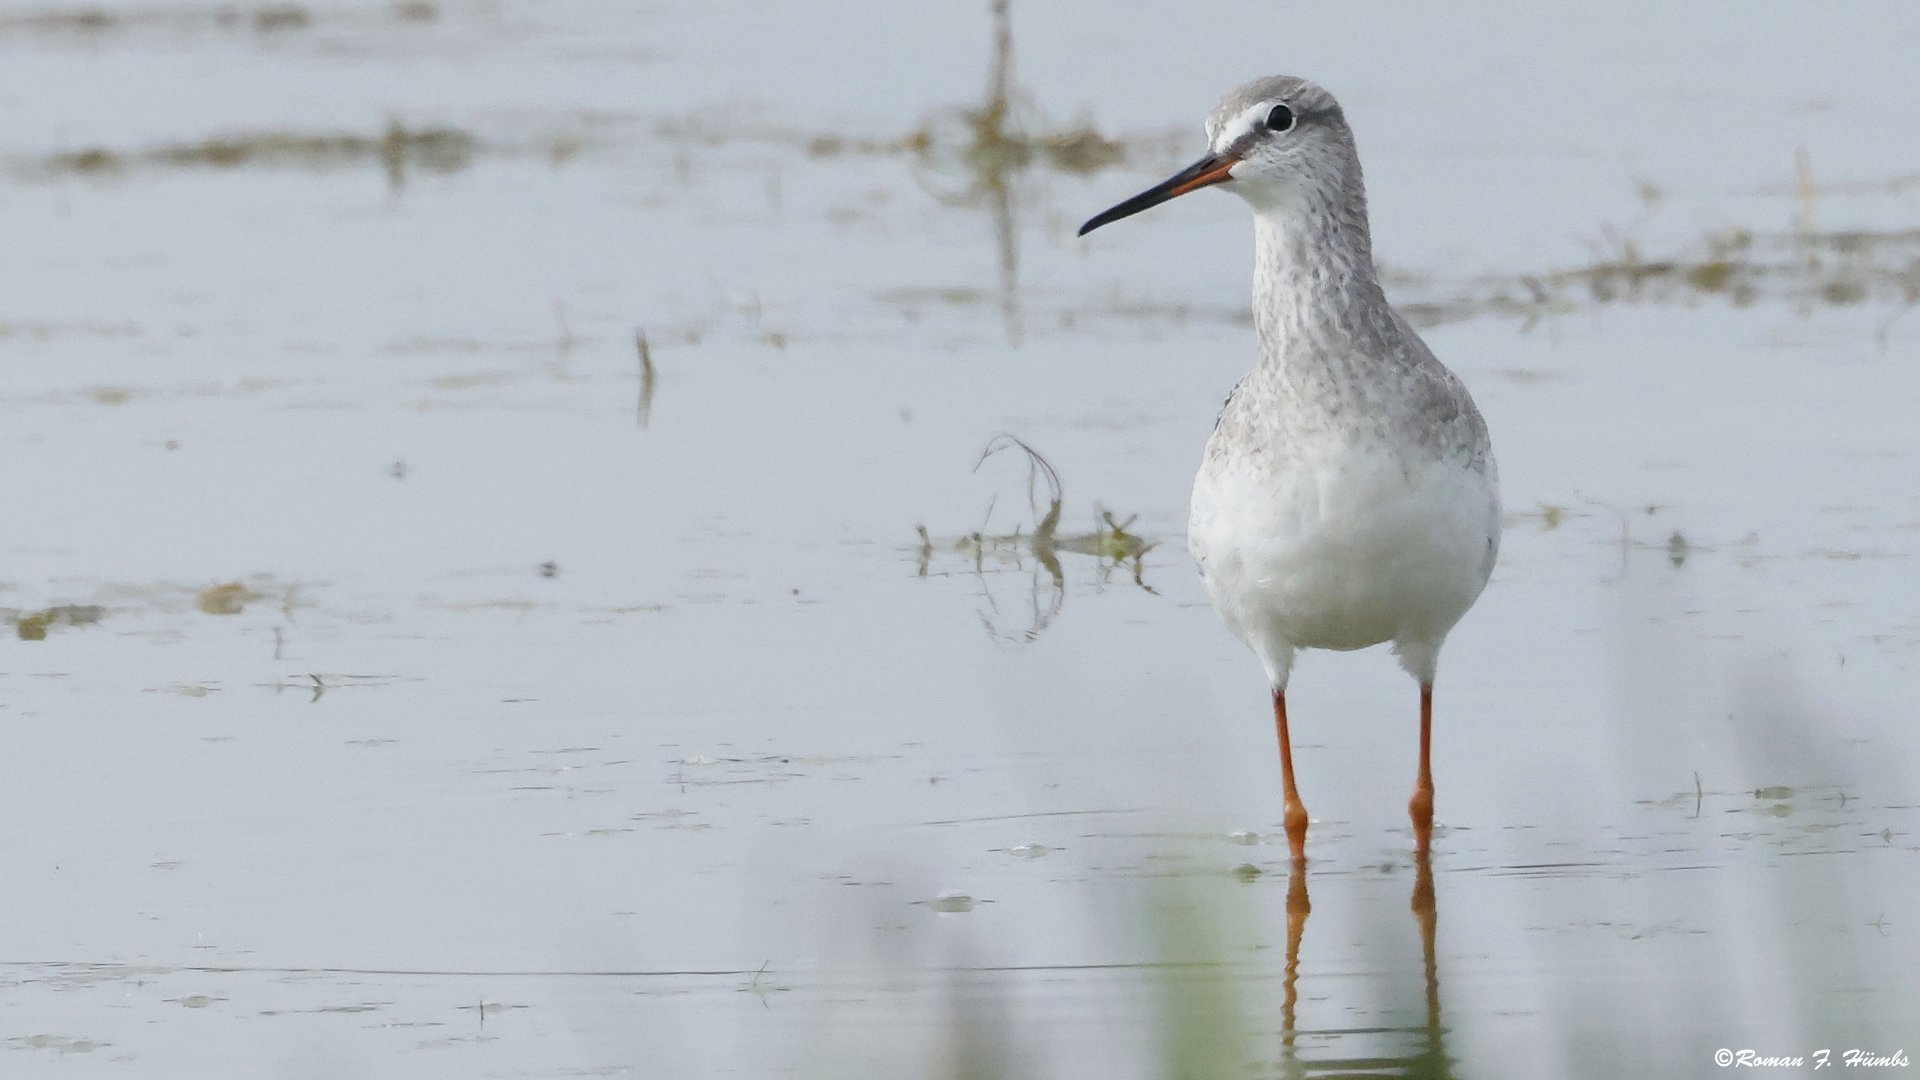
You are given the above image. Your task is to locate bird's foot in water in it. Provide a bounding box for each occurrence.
[1408,785,1434,855]
[1284,797,1310,863]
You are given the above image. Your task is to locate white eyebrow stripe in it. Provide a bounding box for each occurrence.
[1217,102,1276,152]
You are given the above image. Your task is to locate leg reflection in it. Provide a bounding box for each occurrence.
[1283,866,1310,1047]
[1411,849,1453,1079]
[1279,864,1311,1079]
[1277,854,1453,1079]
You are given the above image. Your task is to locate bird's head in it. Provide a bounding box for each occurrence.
[1079,75,1363,236]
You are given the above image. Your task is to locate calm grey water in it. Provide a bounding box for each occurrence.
[2,2,1917,1076]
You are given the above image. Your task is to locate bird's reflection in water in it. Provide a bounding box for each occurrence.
[1279,854,1453,1079]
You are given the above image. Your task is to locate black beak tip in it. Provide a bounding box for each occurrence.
[1074,153,1232,241]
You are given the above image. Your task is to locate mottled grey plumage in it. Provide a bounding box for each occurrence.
[1079,75,1499,860]
[1179,76,1499,691]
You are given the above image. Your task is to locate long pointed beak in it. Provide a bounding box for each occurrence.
[1078,153,1238,237]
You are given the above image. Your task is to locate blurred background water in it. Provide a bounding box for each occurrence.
[1,1,1917,1075]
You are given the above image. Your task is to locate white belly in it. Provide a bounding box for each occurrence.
[1189,435,1499,676]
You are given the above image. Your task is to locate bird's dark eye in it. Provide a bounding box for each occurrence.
[1266,104,1295,132]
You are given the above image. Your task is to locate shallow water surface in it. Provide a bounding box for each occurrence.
[2,1,1918,1076]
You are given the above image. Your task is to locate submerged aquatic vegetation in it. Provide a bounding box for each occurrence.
[911,0,1123,340]
[249,4,310,30]
[47,120,477,178]
[0,3,431,35]
[917,435,1155,644]
[11,603,106,641]
[1090,210,1920,341]
[1545,224,1920,315]
[657,2,1133,343]
[786,2,1126,179]
[32,119,588,192]
[635,330,658,429]
[1409,159,1920,335]
[197,581,261,615]
[7,578,299,639]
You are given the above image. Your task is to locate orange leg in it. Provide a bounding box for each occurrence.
[1274,690,1309,862]
[1409,682,1435,855]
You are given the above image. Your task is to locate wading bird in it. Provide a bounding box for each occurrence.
[1079,77,1500,861]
